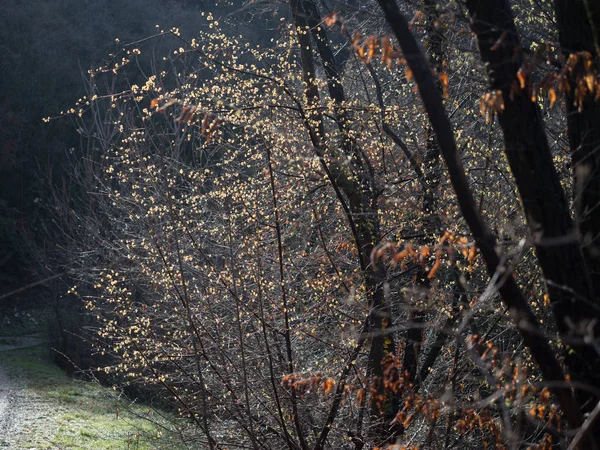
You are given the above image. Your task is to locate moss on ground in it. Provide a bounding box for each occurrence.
[1,342,190,449]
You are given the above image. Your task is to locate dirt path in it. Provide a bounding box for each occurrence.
[0,335,189,449]
[0,335,44,448]
[0,361,18,447]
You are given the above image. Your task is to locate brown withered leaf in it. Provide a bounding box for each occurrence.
[516,68,527,90]
[365,36,378,62]
[381,36,392,66]
[585,73,595,92]
[322,378,335,395]
[201,114,211,135]
[323,12,338,27]
[548,88,557,108]
[176,106,197,123]
[439,72,449,98]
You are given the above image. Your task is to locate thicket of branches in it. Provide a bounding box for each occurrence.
[51,0,600,448]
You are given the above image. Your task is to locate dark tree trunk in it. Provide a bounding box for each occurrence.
[289,0,397,445]
[465,1,600,432]
[402,0,446,391]
[298,0,399,439]
[584,0,600,55]
[465,0,595,321]
[375,0,588,444]
[555,0,600,293]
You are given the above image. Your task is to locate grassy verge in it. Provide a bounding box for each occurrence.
[1,341,191,449]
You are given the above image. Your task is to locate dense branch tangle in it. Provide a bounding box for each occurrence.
[78,16,440,449]
[61,1,600,449]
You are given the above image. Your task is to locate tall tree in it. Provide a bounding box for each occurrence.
[376,0,593,445]
[465,0,600,437]
[288,0,398,442]
[555,0,600,289]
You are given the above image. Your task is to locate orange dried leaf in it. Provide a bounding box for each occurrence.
[585,73,595,92]
[322,378,335,395]
[540,388,551,403]
[548,88,557,108]
[517,68,527,90]
[323,12,338,27]
[480,97,488,118]
[531,85,539,103]
[468,246,477,265]
[568,53,579,70]
[157,99,178,112]
[405,67,413,82]
[356,45,366,60]
[427,251,442,279]
[366,36,378,61]
[371,247,384,268]
[440,231,452,244]
[371,242,394,268]
[201,114,211,135]
[406,244,418,262]
[409,11,424,29]
[205,118,221,143]
[495,90,505,112]
[439,73,449,98]
[356,388,366,405]
[176,106,196,123]
[392,249,409,265]
[381,37,392,65]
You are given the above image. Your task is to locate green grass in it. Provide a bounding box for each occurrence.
[0,343,190,449]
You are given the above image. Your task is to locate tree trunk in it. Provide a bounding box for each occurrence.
[555,0,600,293]
[465,2,600,434]
[289,0,397,444]
[375,0,588,444]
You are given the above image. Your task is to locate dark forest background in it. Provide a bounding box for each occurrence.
[0,0,276,335]
[0,0,249,294]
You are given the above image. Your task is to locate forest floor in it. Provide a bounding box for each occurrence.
[0,327,190,449]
